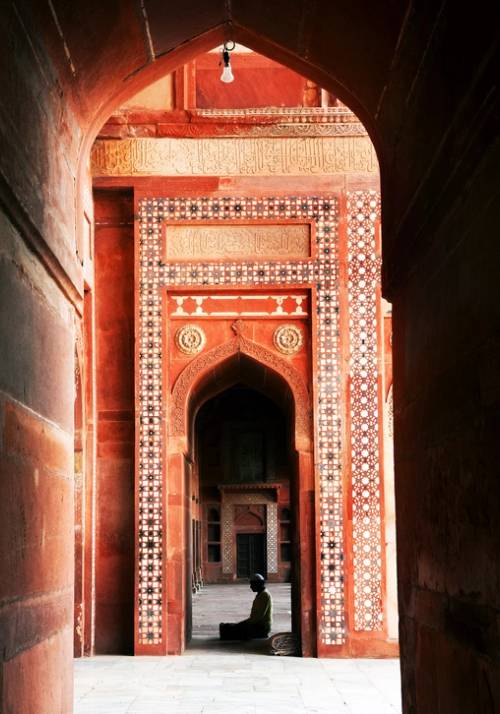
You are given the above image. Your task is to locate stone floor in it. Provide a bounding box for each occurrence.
[74,584,402,713]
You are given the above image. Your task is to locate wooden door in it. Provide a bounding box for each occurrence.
[236,533,266,578]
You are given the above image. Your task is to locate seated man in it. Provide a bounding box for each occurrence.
[219,573,273,641]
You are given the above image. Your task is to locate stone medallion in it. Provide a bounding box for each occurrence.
[273,324,303,355]
[175,324,206,355]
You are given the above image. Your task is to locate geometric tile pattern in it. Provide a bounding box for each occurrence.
[266,502,279,573]
[221,503,233,574]
[137,192,383,647]
[347,191,384,631]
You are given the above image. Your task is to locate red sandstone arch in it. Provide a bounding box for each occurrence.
[77,13,388,261]
[80,19,387,163]
[165,335,317,656]
[89,27,382,666]
[170,334,312,452]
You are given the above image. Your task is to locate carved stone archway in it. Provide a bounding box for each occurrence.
[165,333,316,656]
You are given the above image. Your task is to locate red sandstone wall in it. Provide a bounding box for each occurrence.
[94,190,135,653]
[195,52,308,108]
[98,180,388,659]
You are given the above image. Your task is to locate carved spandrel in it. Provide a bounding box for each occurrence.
[165,223,311,260]
[92,136,378,176]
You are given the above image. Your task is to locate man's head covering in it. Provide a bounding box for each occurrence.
[250,573,265,584]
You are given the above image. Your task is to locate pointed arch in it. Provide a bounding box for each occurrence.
[170,334,312,450]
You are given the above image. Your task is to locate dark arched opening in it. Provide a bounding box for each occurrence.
[166,347,316,657]
[190,384,295,647]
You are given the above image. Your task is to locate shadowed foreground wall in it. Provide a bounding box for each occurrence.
[0,214,75,712]
[0,4,82,712]
[392,134,500,713]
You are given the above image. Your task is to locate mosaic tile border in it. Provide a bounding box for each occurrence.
[347,193,383,631]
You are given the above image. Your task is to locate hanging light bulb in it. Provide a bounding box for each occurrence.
[220,62,234,83]
[220,41,235,83]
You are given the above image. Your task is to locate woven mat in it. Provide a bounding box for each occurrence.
[268,632,300,656]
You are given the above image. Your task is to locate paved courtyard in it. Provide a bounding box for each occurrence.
[74,584,402,713]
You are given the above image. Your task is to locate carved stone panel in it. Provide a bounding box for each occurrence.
[168,293,308,319]
[92,136,378,176]
[165,223,311,260]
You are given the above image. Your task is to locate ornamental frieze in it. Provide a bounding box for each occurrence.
[92,136,378,177]
[151,122,368,139]
[169,293,308,318]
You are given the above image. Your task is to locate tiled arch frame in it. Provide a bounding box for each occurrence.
[136,192,386,656]
[167,333,316,655]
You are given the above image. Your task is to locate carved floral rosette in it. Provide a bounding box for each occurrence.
[273,324,303,355]
[175,324,206,355]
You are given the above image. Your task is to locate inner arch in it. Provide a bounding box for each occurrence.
[186,351,298,454]
[172,348,316,655]
[189,381,296,646]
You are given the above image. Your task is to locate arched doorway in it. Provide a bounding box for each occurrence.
[163,342,316,656]
[89,46,397,664]
[191,383,296,644]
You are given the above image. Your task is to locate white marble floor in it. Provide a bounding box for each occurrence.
[75,585,401,713]
[74,655,402,713]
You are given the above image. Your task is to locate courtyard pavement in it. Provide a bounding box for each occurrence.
[74,584,402,713]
